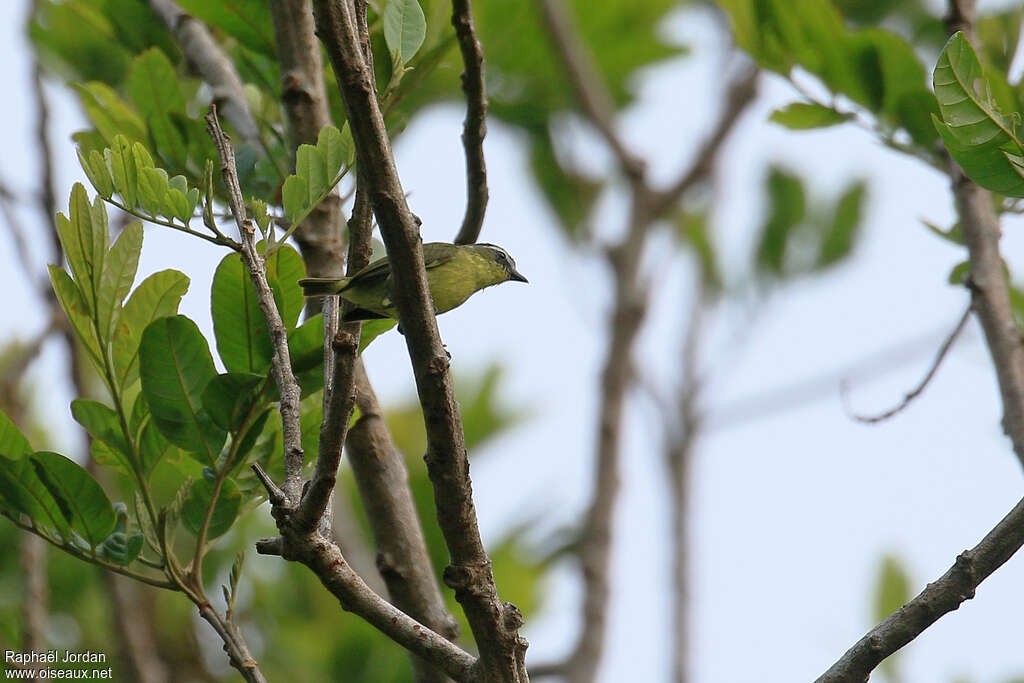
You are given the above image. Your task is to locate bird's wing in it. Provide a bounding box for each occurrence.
[344,243,455,291]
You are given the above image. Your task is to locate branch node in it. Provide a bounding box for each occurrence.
[250,463,288,507]
[255,537,283,556]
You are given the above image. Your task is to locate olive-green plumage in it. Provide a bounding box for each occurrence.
[298,242,527,322]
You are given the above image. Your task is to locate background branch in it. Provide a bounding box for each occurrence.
[145,0,259,141]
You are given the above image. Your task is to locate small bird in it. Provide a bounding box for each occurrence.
[298,242,528,322]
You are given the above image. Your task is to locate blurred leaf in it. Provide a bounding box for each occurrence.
[674,211,721,292]
[173,0,276,57]
[873,554,911,679]
[769,102,852,130]
[922,219,963,245]
[383,0,427,64]
[949,260,971,285]
[113,269,190,389]
[126,48,185,120]
[756,167,805,275]
[528,130,601,240]
[73,81,147,145]
[978,10,1024,75]
[181,477,241,540]
[31,451,117,549]
[139,315,226,464]
[816,181,866,268]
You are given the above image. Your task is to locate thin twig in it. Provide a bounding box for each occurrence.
[842,305,972,424]
[206,107,305,504]
[451,0,489,245]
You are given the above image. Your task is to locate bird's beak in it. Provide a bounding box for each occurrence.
[509,268,529,283]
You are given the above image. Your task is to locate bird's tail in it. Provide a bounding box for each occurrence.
[298,277,346,297]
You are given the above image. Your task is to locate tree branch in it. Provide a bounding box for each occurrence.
[205,107,305,504]
[818,3,1024,679]
[209,105,480,680]
[145,0,259,142]
[312,3,527,680]
[451,0,489,245]
[815,492,1024,682]
[940,1,1024,471]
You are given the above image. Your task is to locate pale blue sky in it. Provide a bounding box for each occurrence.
[2,2,1024,682]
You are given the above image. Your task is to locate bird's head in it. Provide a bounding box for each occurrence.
[466,243,529,287]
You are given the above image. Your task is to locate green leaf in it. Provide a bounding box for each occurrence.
[138,421,176,476]
[211,253,273,374]
[0,453,72,540]
[30,451,117,549]
[78,149,114,198]
[201,373,266,433]
[296,144,328,206]
[71,399,131,468]
[126,48,185,121]
[57,183,108,312]
[933,33,1024,196]
[101,530,144,566]
[113,269,190,389]
[756,168,805,275]
[0,410,31,460]
[316,125,349,180]
[137,166,170,217]
[769,103,851,130]
[97,221,143,342]
[49,266,103,369]
[288,314,324,376]
[281,174,308,225]
[817,181,866,268]
[139,315,226,464]
[383,0,426,64]
[211,246,305,374]
[181,477,241,540]
[105,135,139,209]
[73,82,147,145]
[359,319,398,354]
